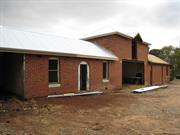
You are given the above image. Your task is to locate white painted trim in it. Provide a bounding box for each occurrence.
[0,48,118,61]
[103,79,109,83]
[102,61,109,80]
[49,57,59,60]
[48,83,61,88]
[78,61,90,91]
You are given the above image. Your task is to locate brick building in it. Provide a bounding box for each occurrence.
[83,32,170,86]
[0,27,170,99]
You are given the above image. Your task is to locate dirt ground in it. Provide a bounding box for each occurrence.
[0,80,180,135]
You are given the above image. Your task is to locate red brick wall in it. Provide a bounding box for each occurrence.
[152,64,163,85]
[137,42,149,84]
[88,35,132,60]
[24,54,120,99]
[137,42,149,61]
[147,63,170,85]
[163,65,170,83]
[87,34,150,85]
[87,35,134,88]
[146,63,151,84]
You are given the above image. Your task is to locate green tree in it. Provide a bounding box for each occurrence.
[149,49,163,59]
[173,47,180,75]
[161,45,175,63]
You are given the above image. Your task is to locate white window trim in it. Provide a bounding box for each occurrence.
[49,83,61,88]
[48,57,60,87]
[102,61,109,82]
[103,79,109,82]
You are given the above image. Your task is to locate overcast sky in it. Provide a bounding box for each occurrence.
[0,0,179,49]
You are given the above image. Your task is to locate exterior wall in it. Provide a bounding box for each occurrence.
[152,64,163,85]
[88,35,132,60]
[87,34,150,85]
[137,42,149,85]
[87,35,133,88]
[146,63,151,84]
[23,34,170,98]
[137,42,149,61]
[24,54,120,99]
[163,65,171,83]
[147,63,170,85]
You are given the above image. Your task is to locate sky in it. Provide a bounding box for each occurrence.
[0,0,180,49]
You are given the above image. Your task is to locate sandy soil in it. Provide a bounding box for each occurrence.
[0,80,180,135]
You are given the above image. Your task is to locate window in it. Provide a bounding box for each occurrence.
[48,58,59,84]
[166,66,168,76]
[103,61,109,80]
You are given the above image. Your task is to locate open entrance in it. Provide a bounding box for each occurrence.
[122,60,144,85]
[78,61,89,91]
[0,52,24,99]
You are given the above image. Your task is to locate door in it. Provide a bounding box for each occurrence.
[80,64,87,91]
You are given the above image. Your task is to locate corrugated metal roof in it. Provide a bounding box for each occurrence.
[0,26,118,60]
[148,54,169,65]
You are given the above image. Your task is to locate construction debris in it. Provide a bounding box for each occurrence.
[133,85,168,93]
[47,91,103,98]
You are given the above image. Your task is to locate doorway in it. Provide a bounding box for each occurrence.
[78,61,89,91]
[122,60,144,85]
[0,52,24,99]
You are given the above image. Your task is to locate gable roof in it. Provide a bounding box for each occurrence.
[0,26,118,61]
[148,54,169,65]
[82,31,151,45]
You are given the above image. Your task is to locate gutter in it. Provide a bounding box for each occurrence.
[148,61,170,66]
[0,48,118,61]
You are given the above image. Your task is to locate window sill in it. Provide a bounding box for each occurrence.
[49,83,61,88]
[103,79,109,83]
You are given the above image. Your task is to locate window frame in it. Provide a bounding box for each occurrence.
[48,57,60,87]
[102,61,109,82]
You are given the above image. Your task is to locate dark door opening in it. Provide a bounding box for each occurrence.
[122,60,144,85]
[0,52,24,99]
[80,64,87,91]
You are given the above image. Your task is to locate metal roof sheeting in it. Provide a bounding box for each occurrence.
[0,27,118,60]
[148,54,169,65]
